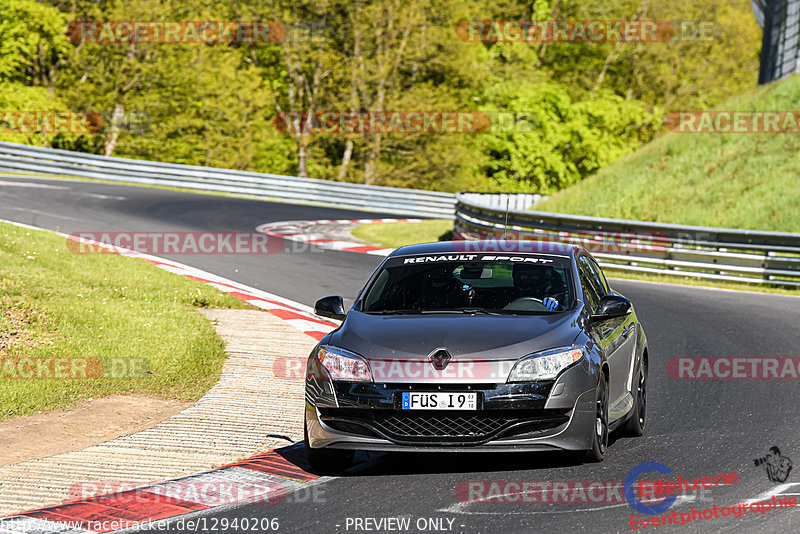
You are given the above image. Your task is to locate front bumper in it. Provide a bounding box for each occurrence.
[305,363,598,452]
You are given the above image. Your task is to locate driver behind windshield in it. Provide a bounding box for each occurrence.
[361,259,573,314]
[508,264,566,307]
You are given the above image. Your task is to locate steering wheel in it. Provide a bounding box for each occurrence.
[503,297,549,312]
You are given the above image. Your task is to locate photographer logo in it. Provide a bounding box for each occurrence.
[754,446,793,483]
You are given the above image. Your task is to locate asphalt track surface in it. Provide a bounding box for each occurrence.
[2,175,800,534]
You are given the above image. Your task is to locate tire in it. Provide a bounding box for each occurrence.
[304,416,354,473]
[585,375,609,462]
[623,360,647,437]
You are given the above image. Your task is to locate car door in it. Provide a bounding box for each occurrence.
[579,256,634,416]
[587,257,638,403]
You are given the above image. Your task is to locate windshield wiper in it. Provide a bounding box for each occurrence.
[459,308,504,315]
[367,308,505,315]
[415,309,505,315]
[367,309,422,315]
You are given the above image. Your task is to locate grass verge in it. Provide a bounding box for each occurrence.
[603,270,799,297]
[350,220,798,296]
[0,221,246,422]
[536,75,800,232]
[350,219,453,248]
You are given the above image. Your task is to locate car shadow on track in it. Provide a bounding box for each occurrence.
[348,431,622,476]
[272,431,629,478]
[274,432,626,478]
[344,450,585,477]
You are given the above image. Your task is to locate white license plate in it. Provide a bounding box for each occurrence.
[401,392,477,410]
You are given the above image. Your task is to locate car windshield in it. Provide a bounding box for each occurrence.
[361,255,575,315]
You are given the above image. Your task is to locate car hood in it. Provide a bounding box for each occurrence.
[328,310,582,362]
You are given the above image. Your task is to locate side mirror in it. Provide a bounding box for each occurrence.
[315,295,346,321]
[590,295,632,322]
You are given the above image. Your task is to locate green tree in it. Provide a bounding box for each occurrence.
[0,0,93,148]
[13,0,765,194]
[477,81,660,192]
[0,0,70,88]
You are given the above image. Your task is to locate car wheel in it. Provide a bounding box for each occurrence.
[304,416,354,473]
[623,360,647,437]
[585,375,609,462]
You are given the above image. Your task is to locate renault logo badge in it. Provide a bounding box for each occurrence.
[429,349,452,371]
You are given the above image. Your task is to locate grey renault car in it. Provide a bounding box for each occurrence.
[304,241,648,470]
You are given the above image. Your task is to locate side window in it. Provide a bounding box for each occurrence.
[587,258,610,294]
[578,261,601,313]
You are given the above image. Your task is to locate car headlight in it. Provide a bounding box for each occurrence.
[507,347,583,382]
[317,345,373,382]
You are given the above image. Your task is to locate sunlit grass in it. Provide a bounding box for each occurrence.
[537,75,800,232]
[0,222,246,421]
[350,219,453,248]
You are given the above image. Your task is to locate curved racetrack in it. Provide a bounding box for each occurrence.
[2,175,799,533]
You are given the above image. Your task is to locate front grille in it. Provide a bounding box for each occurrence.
[319,408,570,444]
[375,413,510,439]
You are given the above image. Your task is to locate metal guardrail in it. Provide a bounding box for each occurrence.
[452,192,543,211]
[455,192,800,288]
[0,141,455,218]
[3,142,798,287]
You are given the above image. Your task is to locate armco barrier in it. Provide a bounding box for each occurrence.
[0,141,455,218]
[455,192,800,288]
[2,141,798,287]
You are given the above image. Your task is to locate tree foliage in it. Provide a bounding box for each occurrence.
[0,0,69,86]
[0,0,762,193]
[478,82,660,192]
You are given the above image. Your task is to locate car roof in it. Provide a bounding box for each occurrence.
[388,240,585,258]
